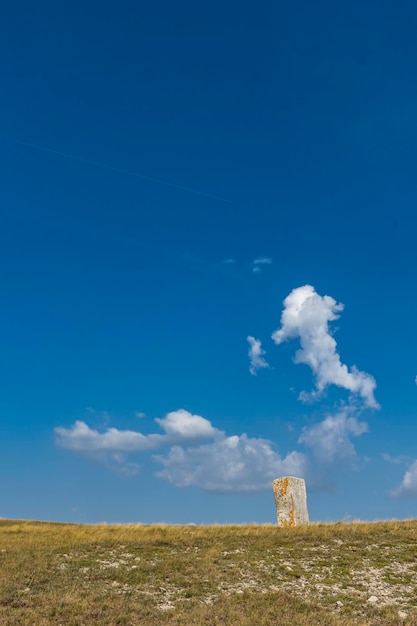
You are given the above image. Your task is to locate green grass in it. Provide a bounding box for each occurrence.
[0,519,417,624]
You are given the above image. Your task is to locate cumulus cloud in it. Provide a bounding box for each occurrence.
[299,411,368,463]
[155,409,220,441]
[272,285,379,408]
[155,435,307,493]
[55,408,308,493]
[55,409,219,454]
[54,420,163,452]
[251,257,272,273]
[247,336,269,375]
[391,460,417,497]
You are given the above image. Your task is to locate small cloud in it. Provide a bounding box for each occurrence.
[221,258,237,265]
[111,455,141,477]
[251,257,272,273]
[55,409,219,455]
[135,411,146,419]
[391,460,417,497]
[247,336,269,375]
[415,375,417,385]
[299,411,368,463]
[155,409,221,441]
[54,420,163,453]
[382,453,409,465]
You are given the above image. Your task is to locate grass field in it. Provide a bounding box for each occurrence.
[0,519,417,625]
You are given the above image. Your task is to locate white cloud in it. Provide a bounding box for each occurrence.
[272,285,379,408]
[299,411,368,463]
[247,336,269,375]
[54,420,163,452]
[55,409,308,493]
[391,460,417,497]
[55,409,219,454]
[108,455,141,477]
[155,435,306,493]
[155,409,220,440]
[415,375,417,385]
[56,401,370,493]
[252,257,272,273]
[381,453,409,465]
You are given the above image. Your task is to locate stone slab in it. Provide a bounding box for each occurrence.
[272,476,309,527]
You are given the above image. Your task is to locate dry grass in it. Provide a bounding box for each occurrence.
[0,519,417,624]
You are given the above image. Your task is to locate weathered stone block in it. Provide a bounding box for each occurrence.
[272,476,309,527]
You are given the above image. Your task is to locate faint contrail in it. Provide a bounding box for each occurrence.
[0,136,232,203]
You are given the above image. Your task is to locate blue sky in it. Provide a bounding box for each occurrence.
[1,0,417,523]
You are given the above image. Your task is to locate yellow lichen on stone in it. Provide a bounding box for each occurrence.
[272,476,309,527]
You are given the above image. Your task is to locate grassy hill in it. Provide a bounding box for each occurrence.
[0,519,416,625]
